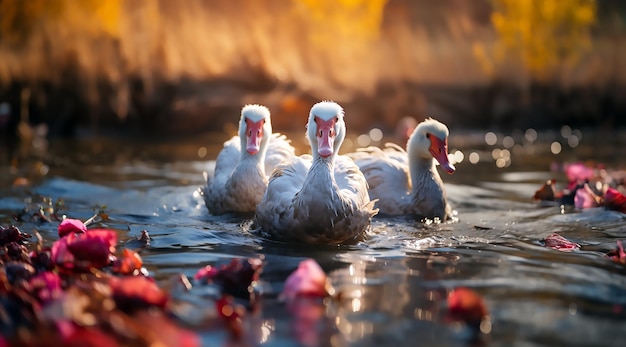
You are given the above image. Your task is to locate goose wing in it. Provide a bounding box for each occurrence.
[264,133,296,175]
[334,155,377,213]
[347,143,411,214]
[256,155,311,229]
[208,136,241,187]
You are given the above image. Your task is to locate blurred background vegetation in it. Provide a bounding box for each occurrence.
[0,0,624,139]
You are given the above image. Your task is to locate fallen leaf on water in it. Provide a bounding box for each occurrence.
[533,179,558,202]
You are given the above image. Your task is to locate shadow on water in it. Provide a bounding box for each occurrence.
[1,133,626,347]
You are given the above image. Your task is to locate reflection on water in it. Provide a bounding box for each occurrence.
[1,132,626,346]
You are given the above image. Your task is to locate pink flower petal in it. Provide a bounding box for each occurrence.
[28,272,62,304]
[51,234,76,268]
[281,259,331,301]
[58,218,87,237]
[66,229,117,268]
[194,265,219,281]
[52,229,118,269]
[565,163,595,184]
[574,186,598,209]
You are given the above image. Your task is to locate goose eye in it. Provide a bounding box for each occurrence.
[426,133,430,139]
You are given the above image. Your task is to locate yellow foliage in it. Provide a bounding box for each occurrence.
[59,0,121,37]
[296,0,387,44]
[0,0,63,45]
[0,0,121,43]
[489,0,596,80]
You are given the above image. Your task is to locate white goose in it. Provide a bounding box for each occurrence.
[347,118,455,220]
[203,104,295,215]
[255,101,377,244]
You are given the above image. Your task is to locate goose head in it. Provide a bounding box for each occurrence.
[407,118,455,173]
[306,101,346,159]
[238,104,272,156]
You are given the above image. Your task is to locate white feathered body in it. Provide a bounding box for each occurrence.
[202,105,295,215]
[255,101,377,244]
[348,118,454,220]
[256,155,376,244]
[203,107,295,215]
[350,143,450,220]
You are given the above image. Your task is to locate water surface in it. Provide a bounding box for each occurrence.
[1,133,625,347]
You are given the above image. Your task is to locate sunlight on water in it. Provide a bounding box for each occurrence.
[1,132,626,346]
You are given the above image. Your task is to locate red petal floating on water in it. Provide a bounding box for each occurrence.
[58,218,87,237]
[195,258,263,299]
[67,229,117,268]
[194,265,219,281]
[544,233,580,251]
[604,188,626,214]
[607,240,626,264]
[52,229,117,270]
[447,287,488,326]
[112,248,143,275]
[281,259,332,301]
[110,276,169,310]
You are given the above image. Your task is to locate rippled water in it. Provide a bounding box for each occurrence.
[1,133,626,347]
